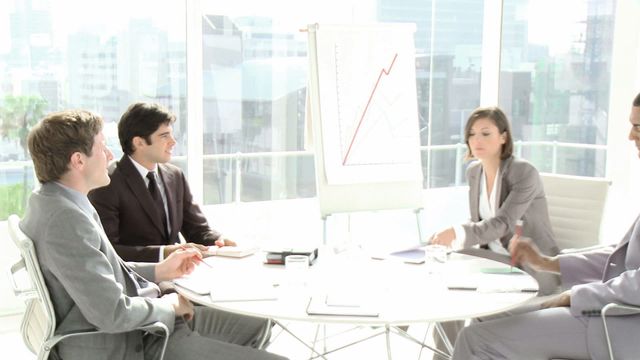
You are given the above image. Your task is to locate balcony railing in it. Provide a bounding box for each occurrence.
[0,141,608,207]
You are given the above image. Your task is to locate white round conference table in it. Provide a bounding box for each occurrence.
[175,248,539,359]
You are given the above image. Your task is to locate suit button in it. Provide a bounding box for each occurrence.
[135,343,143,352]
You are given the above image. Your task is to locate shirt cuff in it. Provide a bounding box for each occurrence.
[452,225,466,250]
[159,246,165,261]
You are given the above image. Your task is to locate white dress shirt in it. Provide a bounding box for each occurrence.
[452,167,509,255]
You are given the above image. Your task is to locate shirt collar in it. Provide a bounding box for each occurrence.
[52,181,96,217]
[128,155,158,179]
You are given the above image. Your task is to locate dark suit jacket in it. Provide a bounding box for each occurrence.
[89,155,221,262]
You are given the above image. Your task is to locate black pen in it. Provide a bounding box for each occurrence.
[447,286,477,291]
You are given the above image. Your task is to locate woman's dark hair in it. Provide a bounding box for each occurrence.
[463,106,514,160]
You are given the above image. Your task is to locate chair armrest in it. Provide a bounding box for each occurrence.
[7,259,37,299]
[139,321,170,337]
[601,302,640,360]
[48,322,170,360]
[560,244,610,255]
[138,322,170,360]
[602,302,640,317]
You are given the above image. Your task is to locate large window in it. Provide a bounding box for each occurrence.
[379,0,484,188]
[0,0,187,219]
[500,0,615,177]
[0,0,621,218]
[200,0,485,205]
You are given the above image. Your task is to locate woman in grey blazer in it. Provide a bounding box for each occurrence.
[430,106,558,258]
[429,106,560,358]
[453,94,640,359]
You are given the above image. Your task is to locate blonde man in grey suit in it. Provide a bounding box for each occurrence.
[452,92,640,359]
[20,110,287,360]
[429,107,560,358]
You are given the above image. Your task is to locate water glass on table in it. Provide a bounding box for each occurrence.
[424,244,448,274]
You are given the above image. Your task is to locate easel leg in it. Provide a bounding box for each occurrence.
[415,208,424,243]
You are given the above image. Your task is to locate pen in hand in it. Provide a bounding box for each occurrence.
[511,220,524,271]
[198,258,214,269]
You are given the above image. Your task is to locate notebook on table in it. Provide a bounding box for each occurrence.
[204,245,259,258]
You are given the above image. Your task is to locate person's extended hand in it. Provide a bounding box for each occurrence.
[508,235,559,273]
[163,243,209,258]
[541,290,571,308]
[156,248,203,282]
[161,293,195,320]
[429,227,456,247]
[214,237,237,247]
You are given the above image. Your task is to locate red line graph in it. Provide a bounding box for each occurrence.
[342,53,398,166]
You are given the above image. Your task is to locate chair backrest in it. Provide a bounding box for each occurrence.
[7,214,57,358]
[540,173,611,250]
[7,214,170,360]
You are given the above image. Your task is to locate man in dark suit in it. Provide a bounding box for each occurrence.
[89,102,235,262]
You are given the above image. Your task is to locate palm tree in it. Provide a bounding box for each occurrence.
[0,95,48,159]
[0,95,48,219]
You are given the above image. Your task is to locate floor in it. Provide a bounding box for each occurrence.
[0,311,440,360]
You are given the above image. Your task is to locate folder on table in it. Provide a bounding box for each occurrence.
[263,247,319,265]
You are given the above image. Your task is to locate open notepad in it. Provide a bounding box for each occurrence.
[446,272,538,293]
[174,274,278,302]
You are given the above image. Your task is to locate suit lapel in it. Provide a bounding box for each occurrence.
[496,157,513,207]
[468,164,481,222]
[496,157,512,248]
[94,214,140,295]
[119,156,167,238]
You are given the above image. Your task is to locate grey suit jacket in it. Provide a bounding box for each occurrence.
[463,156,559,256]
[463,157,560,294]
[89,155,221,262]
[20,182,175,360]
[559,217,640,359]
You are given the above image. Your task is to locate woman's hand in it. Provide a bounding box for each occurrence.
[429,227,456,247]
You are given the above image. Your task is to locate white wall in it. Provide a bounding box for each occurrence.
[602,0,640,243]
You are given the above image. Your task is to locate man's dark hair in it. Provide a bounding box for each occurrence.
[634,92,640,107]
[118,102,175,155]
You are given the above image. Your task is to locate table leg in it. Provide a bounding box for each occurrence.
[273,320,329,360]
[390,325,451,360]
[435,322,454,355]
[385,325,393,360]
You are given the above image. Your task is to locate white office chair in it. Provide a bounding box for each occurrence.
[7,214,169,360]
[540,173,611,252]
[601,303,640,360]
